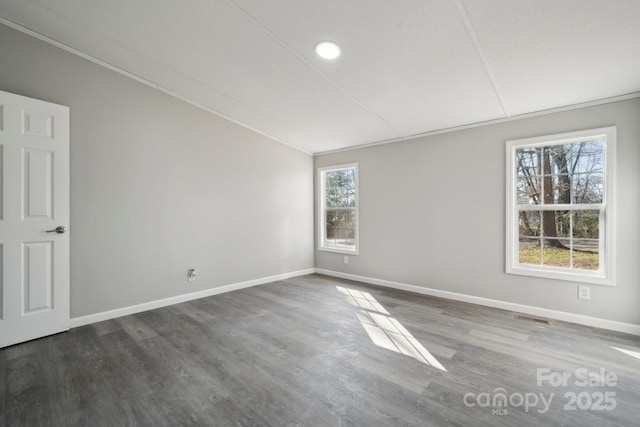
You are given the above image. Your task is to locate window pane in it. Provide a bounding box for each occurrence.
[573,239,599,270]
[541,174,571,205]
[516,147,541,177]
[568,140,604,174]
[519,237,541,265]
[544,141,604,175]
[573,173,603,204]
[542,141,604,206]
[326,169,356,208]
[541,210,570,241]
[508,128,612,282]
[540,209,570,268]
[573,210,599,239]
[519,211,540,237]
[517,177,540,204]
[325,209,355,249]
[542,240,571,268]
[571,211,600,270]
[553,211,570,238]
[544,145,564,175]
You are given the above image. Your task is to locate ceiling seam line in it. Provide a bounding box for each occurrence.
[314,91,640,156]
[454,0,511,118]
[0,17,318,156]
[11,5,255,114]
[225,0,406,139]
[33,1,335,150]
[0,8,330,155]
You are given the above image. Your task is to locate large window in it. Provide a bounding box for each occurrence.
[506,127,615,285]
[319,164,359,254]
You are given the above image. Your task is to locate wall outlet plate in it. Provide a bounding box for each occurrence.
[344,256,349,265]
[578,285,591,300]
[187,268,197,282]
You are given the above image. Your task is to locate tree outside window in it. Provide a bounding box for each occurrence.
[319,164,359,254]
[506,128,615,285]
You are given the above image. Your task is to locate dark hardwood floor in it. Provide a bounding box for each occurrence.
[1,274,639,426]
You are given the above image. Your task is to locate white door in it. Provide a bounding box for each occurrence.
[0,90,70,348]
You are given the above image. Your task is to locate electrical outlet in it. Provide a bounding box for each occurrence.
[344,256,349,265]
[187,268,197,282]
[578,285,590,300]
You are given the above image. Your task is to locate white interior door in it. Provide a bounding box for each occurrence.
[0,90,70,348]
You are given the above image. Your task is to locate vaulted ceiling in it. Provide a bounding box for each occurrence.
[1,0,639,153]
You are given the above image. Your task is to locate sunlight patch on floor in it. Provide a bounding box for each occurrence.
[337,286,446,371]
[336,286,389,314]
[612,346,640,360]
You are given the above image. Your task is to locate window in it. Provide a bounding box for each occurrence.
[319,164,359,254]
[506,127,615,285]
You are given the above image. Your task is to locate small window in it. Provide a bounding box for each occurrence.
[506,127,615,285]
[318,164,359,254]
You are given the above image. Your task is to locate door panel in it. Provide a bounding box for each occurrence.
[23,110,54,139]
[24,148,54,219]
[0,90,69,348]
[23,241,53,313]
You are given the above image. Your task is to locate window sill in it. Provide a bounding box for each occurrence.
[506,265,613,286]
[318,246,359,256]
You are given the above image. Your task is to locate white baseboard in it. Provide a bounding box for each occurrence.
[315,269,640,336]
[70,267,640,336]
[69,268,315,328]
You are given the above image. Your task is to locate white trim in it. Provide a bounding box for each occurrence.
[69,269,315,328]
[3,16,638,157]
[314,92,640,156]
[315,269,640,336]
[505,126,616,286]
[0,18,156,89]
[0,16,313,156]
[318,163,360,255]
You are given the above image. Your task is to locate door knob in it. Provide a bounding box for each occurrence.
[46,226,67,234]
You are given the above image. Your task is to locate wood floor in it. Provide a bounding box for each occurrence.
[1,274,639,426]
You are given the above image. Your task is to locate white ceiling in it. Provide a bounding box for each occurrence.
[1,0,639,154]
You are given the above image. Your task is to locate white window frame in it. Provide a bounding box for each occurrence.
[318,163,359,255]
[506,127,616,286]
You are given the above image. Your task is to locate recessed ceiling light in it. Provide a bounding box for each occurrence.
[315,41,341,60]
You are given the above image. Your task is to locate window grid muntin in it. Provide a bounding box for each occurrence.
[319,164,359,254]
[517,208,602,271]
[506,127,614,285]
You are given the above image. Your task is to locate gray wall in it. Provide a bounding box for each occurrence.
[0,24,314,318]
[316,98,640,325]
[2,22,638,327]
